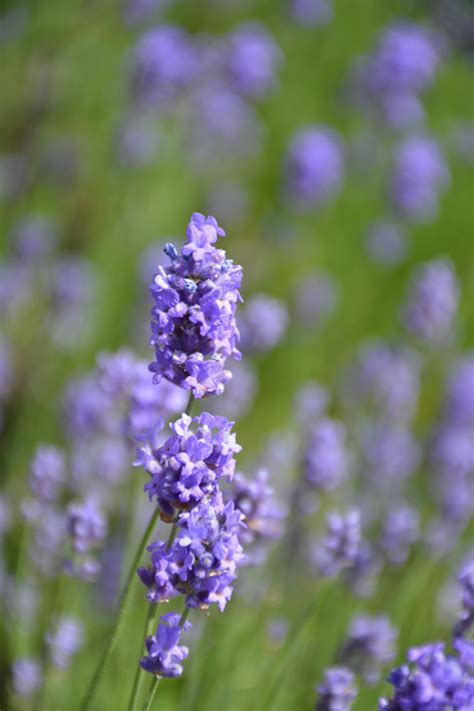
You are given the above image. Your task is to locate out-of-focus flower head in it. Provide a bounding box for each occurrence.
[314,510,362,576]
[365,221,406,266]
[315,666,358,711]
[285,125,345,210]
[304,418,349,492]
[12,657,42,697]
[290,0,333,28]
[294,271,338,326]
[390,135,449,222]
[402,258,459,343]
[29,444,66,503]
[220,22,282,99]
[238,294,288,354]
[135,411,241,520]
[46,616,84,669]
[339,614,397,684]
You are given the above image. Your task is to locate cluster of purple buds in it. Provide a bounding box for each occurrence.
[338,614,397,684]
[284,125,345,210]
[359,422,420,494]
[379,503,420,566]
[343,341,421,423]
[130,25,199,108]
[29,444,65,503]
[46,616,84,669]
[238,294,288,354]
[304,418,349,492]
[140,612,191,678]
[221,22,282,99]
[389,135,449,223]
[12,656,42,697]
[365,221,406,267]
[402,258,459,343]
[135,411,240,520]
[379,641,474,709]
[227,468,285,563]
[315,666,358,711]
[149,213,242,398]
[355,22,442,129]
[66,499,107,579]
[138,493,245,611]
[314,510,362,576]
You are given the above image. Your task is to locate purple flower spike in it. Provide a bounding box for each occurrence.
[149,213,243,398]
[339,615,397,684]
[222,22,282,99]
[304,418,348,492]
[285,125,344,210]
[238,294,288,354]
[29,444,65,503]
[402,258,459,343]
[315,510,362,576]
[316,666,358,711]
[135,411,241,519]
[140,612,191,678]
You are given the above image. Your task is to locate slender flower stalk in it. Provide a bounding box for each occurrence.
[81,505,161,710]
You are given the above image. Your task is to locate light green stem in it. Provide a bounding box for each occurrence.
[127,519,180,711]
[81,505,161,710]
[143,677,159,711]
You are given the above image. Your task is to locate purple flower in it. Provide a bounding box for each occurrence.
[46,616,84,669]
[285,126,344,209]
[29,445,65,503]
[402,258,459,343]
[304,418,348,492]
[343,341,421,422]
[390,135,449,222]
[130,25,199,107]
[140,612,191,677]
[379,503,420,565]
[149,213,243,398]
[139,494,245,611]
[380,641,474,709]
[136,411,241,519]
[238,294,288,354]
[67,499,107,554]
[228,468,285,561]
[315,666,358,711]
[294,381,329,425]
[360,422,420,492]
[123,0,170,25]
[12,657,42,697]
[339,615,397,684]
[314,510,362,576]
[221,22,281,99]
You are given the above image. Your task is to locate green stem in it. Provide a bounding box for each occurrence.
[81,505,161,710]
[127,519,180,711]
[143,677,159,711]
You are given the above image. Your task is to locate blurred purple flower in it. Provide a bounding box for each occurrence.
[46,616,84,669]
[379,503,420,565]
[239,294,288,354]
[29,444,65,503]
[294,271,338,326]
[402,258,459,343]
[314,510,362,576]
[285,126,344,210]
[304,418,349,492]
[339,615,397,684]
[365,221,406,267]
[12,657,42,697]
[291,0,333,28]
[315,666,357,711]
[221,22,281,99]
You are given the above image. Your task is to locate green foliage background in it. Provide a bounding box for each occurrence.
[1,0,473,709]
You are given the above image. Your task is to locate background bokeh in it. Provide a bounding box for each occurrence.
[1,0,473,709]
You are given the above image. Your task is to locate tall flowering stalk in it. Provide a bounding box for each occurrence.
[82,213,244,710]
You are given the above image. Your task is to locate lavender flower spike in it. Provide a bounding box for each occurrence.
[140,612,191,678]
[339,615,397,684]
[149,213,243,398]
[315,510,362,576]
[316,666,358,711]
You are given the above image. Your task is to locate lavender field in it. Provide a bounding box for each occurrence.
[1,1,474,709]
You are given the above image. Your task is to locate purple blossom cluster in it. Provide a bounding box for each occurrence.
[284,126,345,210]
[339,614,398,684]
[304,418,349,492]
[149,213,242,398]
[402,258,459,343]
[46,616,84,669]
[227,468,285,563]
[238,294,288,354]
[140,612,191,677]
[314,510,362,576]
[315,666,358,711]
[354,23,442,130]
[390,135,449,223]
[138,494,245,611]
[135,411,240,519]
[379,642,474,709]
